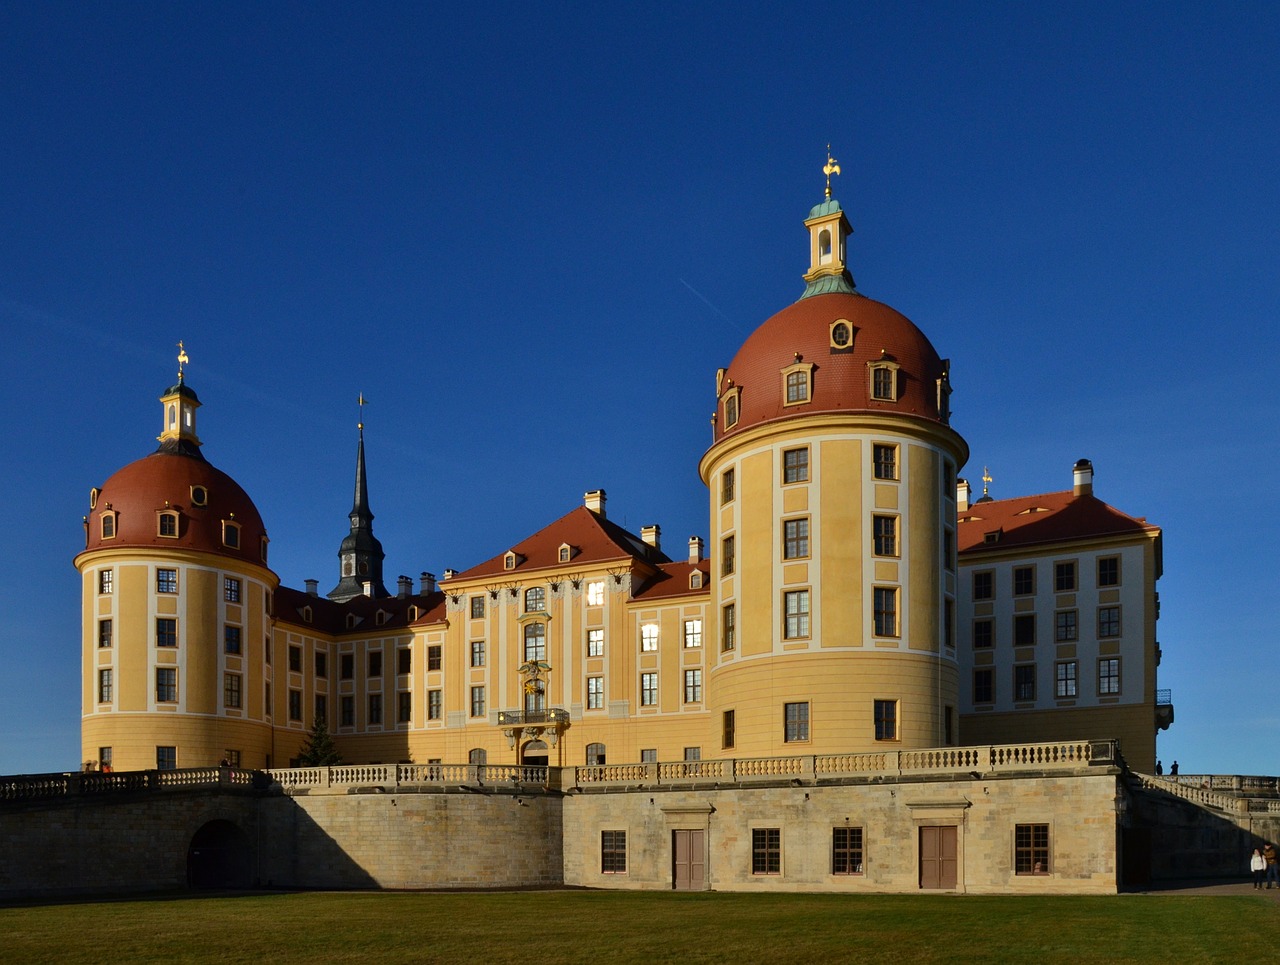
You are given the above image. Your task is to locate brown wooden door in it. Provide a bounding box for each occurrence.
[919,826,958,889]
[672,829,705,890]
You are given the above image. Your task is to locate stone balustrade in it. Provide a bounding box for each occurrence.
[0,766,256,803]
[1139,773,1280,814]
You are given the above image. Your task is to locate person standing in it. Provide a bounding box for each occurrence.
[1264,843,1279,889]
[1155,760,1163,775]
[1251,848,1267,889]
[1170,761,1179,775]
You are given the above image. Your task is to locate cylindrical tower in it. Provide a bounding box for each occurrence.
[698,190,969,757]
[75,367,279,771]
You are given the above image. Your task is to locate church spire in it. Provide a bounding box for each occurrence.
[156,340,205,459]
[328,395,388,602]
[800,148,856,299]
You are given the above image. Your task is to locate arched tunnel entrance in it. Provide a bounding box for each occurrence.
[187,819,252,889]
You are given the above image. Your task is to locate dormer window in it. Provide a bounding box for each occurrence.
[100,512,117,540]
[558,543,575,563]
[830,319,853,350]
[301,606,313,624]
[222,520,241,549]
[504,551,524,571]
[190,485,208,507]
[722,385,741,429]
[157,511,179,538]
[690,570,704,589]
[260,537,269,563]
[376,610,390,626]
[345,614,360,629]
[869,358,901,402]
[781,360,815,407]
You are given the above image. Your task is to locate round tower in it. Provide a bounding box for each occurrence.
[75,353,279,771]
[699,175,969,757]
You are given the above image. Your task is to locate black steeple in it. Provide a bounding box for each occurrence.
[328,413,388,602]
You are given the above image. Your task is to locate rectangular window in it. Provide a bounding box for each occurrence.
[398,648,413,674]
[1098,606,1121,638]
[587,581,605,606]
[833,827,864,875]
[601,830,628,874]
[224,625,242,654]
[1014,664,1036,701]
[872,366,894,400]
[683,619,703,648]
[471,640,486,666]
[223,750,241,768]
[784,701,810,742]
[640,672,658,706]
[722,468,735,503]
[156,618,177,648]
[1098,658,1121,695]
[314,651,327,678]
[785,369,808,403]
[784,589,810,639]
[872,515,897,556]
[224,577,241,602]
[287,646,301,673]
[684,746,701,762]
[973,668,994,703]
[398,691,412,723]
[98,619,113,648]
[683,669,703,703]
[874,699,897,741]
[722,603,736,651]
[470,595,485,618]
[265,683,271,717]
[315,694,327,723]
[470,685,485,718]
[752,828,781,875]
[1015,824,1050,875]
[1054,610,1077,642]
[972,571,993,600]
[973,619,993,649]
[1054,561,1076,592]
[340,653,354,679]
[873,443,897,480]
[288,689,302,721]
[224,673,242,709]
[524,624,546,661]
[98,668,112,702]
[428,690,443,720]
[943,529,954,571]
[587,628,604,657]
[944,599,955,649]
[783,517,810,559]
[640,748,657,763]
[722,535,735,576]
[722,709,735,749]
[1013,566,1035,596]
[1014,614,1036,647]
[340,695,354,727]
[367,693,382,725]
[1055,661,1077,698]
[99,747,112,770]
[156,667,177,703]
[368,650,383,677]
[99,569,114,594]
[1098,556,1120,587]
[156,746,176,771]
[873,587,898,637]
[587,676,605,709]
[641,624,660,651]
[783,447,809,483]
[157,568,178,593]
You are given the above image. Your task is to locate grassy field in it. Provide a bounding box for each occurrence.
[1,890,1274,964]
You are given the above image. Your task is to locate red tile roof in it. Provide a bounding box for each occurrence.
[276,584,446,635]
[957,490,1159,554]
[633,560,712,601]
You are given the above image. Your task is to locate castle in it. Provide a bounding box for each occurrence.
[74,174,1173,890]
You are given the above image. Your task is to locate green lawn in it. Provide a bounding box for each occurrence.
[1,890,1273,964]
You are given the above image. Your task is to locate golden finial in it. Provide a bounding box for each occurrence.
[357,392,367,431]
[823,145,841,199]
[982,466,993,497]
[176,341,189,383]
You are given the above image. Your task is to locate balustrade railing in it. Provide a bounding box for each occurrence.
[0,766,256,804]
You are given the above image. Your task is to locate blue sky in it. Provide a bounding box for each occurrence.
[1,3,1275,776]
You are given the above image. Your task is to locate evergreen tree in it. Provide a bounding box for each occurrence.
[296,715,342,766]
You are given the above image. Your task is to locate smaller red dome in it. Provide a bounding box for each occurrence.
[717,291,949,440]
[83,450,268,565]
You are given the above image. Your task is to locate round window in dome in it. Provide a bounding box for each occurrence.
[830,320,852,349]
[190,485,208,507]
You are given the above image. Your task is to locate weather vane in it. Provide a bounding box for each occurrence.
[358,392,367,431]
[823,145,841,199]
[177,340,189,382]
[982,466,993,498]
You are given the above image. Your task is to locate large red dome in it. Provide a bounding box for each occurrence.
[81,450,268,565]
[716,291,949,441]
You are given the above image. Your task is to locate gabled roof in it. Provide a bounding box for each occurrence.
[957,490,1159,555]
[276,584,446,635]
[448,506,672,582]
[632,560,712,601]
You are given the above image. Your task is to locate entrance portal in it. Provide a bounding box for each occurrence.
[672,829,705,890]
[187,819,252,889]
[521,739,549,767]
[918,826,958,889]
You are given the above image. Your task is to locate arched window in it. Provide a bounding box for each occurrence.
[819,228,832,263]
[523,622,546,661]
[586,742,606,766]
[525,586,546,612]
[524,679,546,714]
[468,748,487,765]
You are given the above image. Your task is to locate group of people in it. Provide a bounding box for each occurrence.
[1154,760,1179,775]
[1250,843,1278,889]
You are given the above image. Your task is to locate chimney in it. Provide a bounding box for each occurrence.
[397,575,412,598]
[362,580,374,597]
[688,536,704,564]
[304,579,319,597]
[641,524,660,550]
[584,489,607,517]
[956,479,971,512]
[422,571,438,594]
[1073,458,1094,497]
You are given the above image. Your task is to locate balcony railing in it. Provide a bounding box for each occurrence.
[1156,689,1173,705]
[496,708,570,726]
